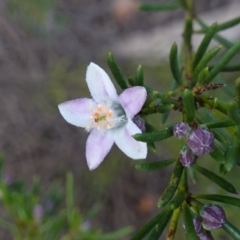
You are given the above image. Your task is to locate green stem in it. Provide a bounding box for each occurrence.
[222,221,240,240]
[196,95,228,115]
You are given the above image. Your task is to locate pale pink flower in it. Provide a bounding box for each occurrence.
[58,63,147,170]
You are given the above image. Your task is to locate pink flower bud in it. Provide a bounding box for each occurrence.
[133,116,146,133]
[33,204,44,221]
[193,217,203,235]
[179,146,196,167]
[200,204,226,230]
[187,129,214,156]
[173,122,191,139]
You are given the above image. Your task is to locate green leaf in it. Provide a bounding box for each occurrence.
[192,164,237,194]
[184,17,193,48]
[169,42,182,86]
[224,144,240,172]
[182,202,198,240]
[147,142,157,152]
[216,16,240,32]
[158,161,184,207]
[135,64,144,86]
[107,52,128,89]
[197,19,234,49]
[205,119,238,128]
[197,67,209,87]
[192,22,218,70]
[147,190,186,240]
[139,2,180,11]
[167,207,181,240]
[178,0,188,11]
[235,78,240,109]
[129,208,172,240]
[209,143,225,164]
[191,45,222,87]
[227,102,240,123]
[182,89,195,124]
[134,126,173,142]
[209,64,240,72]
[205,40,240,84]
[135,159,176,171]
[222,221,240,240]
[192,194,240,208]
[146,210,173,240]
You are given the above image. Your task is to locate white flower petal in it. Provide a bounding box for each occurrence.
[58,98,96,127]
[86,62,118,103]
[113,119,147,159]
[86,129,114,170]
[118,86,147,119]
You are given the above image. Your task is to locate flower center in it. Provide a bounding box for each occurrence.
[86,102,127,131]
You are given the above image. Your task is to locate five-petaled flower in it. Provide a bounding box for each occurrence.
[58,63,147,170]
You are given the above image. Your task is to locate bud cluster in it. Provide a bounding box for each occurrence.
[173,122,215,167]
[183,204,226,240]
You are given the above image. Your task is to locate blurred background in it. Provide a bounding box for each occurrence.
[0,0,240,239]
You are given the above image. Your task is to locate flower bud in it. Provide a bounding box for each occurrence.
[187,128,214,156]
[33,204,44,221]
[179,146,196,167]
[133,116,146,133]
[193,217,203,235]
[198,231,215,240]
[200,204,226,230]
[173,122,191,139]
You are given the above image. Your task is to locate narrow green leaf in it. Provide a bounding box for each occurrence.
[227,102,240,124]
[167,207,181,240]
[128,77,135,86]
[107,52,128,89]
[136,159,176,171]
[192,194,240,208]
[129,208,172,240]
[197,19,234,49]
[192,164,237,194]
[223,221,240,240]
[147,142,157,152]
[169,190,187,210]
[158,161,184,207]
[197,67,209,87]
[192,23,218,70]
[182,202,198,240]
[182,89,195,123]
[236,78,240,109]
[216,16,240,32]
[134,126,173,142]
[224,144,240,172]
[139,3,180,11]
[209,144,225,164]
[184,17,193,48]
[178,0,188,10]
[135,65,144,86]
[191,45,222,87]
[209,64,240,72]
[147,190,187,240]
[169,42,182,85]
[205,119,238,128]
[205,40,240,84]
[147,211,173,240]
